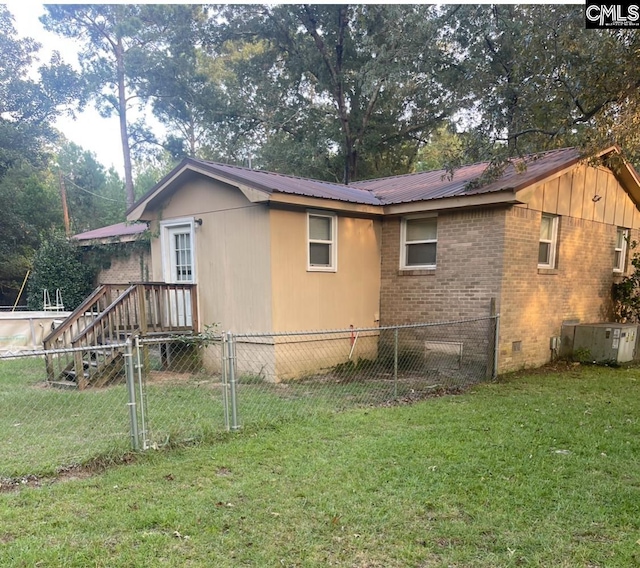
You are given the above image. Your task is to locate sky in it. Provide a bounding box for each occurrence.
[8,3,128,175]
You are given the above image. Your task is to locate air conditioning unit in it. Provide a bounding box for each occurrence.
[572,323,638,364]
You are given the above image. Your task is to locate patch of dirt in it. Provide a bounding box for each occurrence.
[375,385,467,407]
[147,371,222,388]
[0,455,138,493]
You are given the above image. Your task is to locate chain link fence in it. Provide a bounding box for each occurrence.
[226,317,497,430]
[0,316,497,478]
[0,345,131,478]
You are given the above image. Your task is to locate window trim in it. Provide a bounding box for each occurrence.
[538,214,559,269]
[400,214,438,270]
[614,227,629,273]
[307,210,337,272]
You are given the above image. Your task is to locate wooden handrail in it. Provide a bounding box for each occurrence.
[71,285,136,344]
[43,285,107,346]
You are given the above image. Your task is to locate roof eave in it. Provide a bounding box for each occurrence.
[74,234,144,247]
[384,190,520,215]
[268,192,383,214]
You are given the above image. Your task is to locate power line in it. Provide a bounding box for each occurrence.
[62,174,123,203]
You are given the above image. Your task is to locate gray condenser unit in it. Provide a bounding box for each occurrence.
[572,323,638,364]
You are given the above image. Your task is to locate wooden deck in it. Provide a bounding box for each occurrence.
[43,282,198,388]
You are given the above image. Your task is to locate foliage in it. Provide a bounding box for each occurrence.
[446,5,640,169]
[26,231,95,311]
[53,141,127,232]
[0,7,81,303]
[206,4,458,183]
[0,7,80,177]
[0,165,61,301]
[613,240,640,322]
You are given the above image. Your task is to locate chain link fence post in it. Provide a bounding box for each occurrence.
[222,332,230,431]
[226,331,240,431]
[134,336,148,450]
[393,327,399,399]
[124,339,140,451]
[493,313,500,380]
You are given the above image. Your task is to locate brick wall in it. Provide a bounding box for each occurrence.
[380,207,506,325]
[96,246,152,285]
[379,204,635,374]
[499,207,634,371]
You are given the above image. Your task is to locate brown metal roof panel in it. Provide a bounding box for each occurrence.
[191,159,381,205]
[354,147,581,204]
[357,163,488,204]
[73,222,147,241]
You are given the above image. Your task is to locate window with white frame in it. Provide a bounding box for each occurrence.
[400,216,437,269]
[307,211,337,271]
[538,214,559,269]
[614,228,628,273]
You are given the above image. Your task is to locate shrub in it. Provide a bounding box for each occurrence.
[26,231,95,311]
[613,240,640,323]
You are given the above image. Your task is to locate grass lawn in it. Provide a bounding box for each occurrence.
[1,364,640,566]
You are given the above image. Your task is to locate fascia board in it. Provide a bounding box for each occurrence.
[268,193,383,215]
[384,191,520,215]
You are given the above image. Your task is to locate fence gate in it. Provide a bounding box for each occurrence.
[134,335,228,449]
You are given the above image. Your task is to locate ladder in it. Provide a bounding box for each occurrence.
[43,289,65,312]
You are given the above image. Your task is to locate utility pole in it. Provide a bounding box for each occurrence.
[59,171,71,237]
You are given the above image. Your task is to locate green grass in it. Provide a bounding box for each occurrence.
[0,356,463,477]
[1,364,640,566]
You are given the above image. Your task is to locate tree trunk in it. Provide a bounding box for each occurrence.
[116,37,135,208]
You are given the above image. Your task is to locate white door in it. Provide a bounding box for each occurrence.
[162,220,195,327]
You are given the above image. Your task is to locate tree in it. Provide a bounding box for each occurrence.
[54,141,127,232]
[41,5,205,207]
[206,4,458,183]
[0,7,80,304]
[447,5,640,166]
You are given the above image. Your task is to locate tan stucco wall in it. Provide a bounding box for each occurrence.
[269,207,381,332]
[148,176,273,333]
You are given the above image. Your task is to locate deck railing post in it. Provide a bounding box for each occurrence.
[136,284,150,376]
[74,346,86,390]
[190,284,199,332]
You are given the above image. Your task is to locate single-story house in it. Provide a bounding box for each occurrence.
[73,222,152,285]
[124,146,640,374]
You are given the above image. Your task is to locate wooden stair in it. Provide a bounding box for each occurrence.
[43,282,198,389]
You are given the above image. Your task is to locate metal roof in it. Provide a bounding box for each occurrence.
[73,222,148,242]
[128,147,592,219]
[187,159,381,205]
[352,147,581,204]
